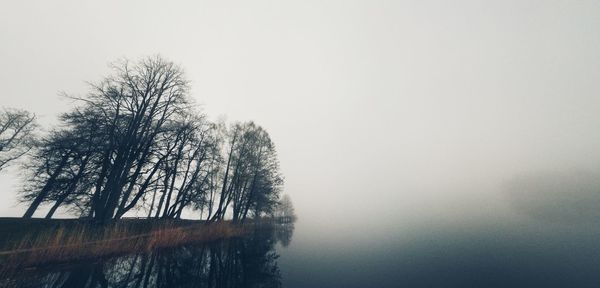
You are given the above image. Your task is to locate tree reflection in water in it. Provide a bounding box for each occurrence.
[3,222,294,288]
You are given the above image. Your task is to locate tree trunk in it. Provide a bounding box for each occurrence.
[45,193,68,219]
[23,154,70,218]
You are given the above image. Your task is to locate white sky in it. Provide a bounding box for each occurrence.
[1,1,600,235]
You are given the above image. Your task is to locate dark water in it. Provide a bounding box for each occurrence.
[3,218,600,287]
[278,218,600,288]
[0,223,294,288]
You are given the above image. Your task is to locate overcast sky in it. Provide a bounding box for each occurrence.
[1,1,600,236]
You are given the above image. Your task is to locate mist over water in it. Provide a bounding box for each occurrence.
[2,1,600,226]
[277,169,600,287]
[2,1,600,287]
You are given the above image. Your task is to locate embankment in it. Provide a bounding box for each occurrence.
[0,217,248,270]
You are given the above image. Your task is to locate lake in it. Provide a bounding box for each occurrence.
[279,216,600,288]
[3,216,600,287]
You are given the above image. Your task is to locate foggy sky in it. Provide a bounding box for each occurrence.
[1,1,600,237]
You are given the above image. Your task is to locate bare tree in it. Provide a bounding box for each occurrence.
[120,114,220,219]
[21,112,99,218]
[0,108,36,172]
[275,194,296,222]
[18,56,288,223]
[20,56,191,222]
[83,56,191,222]
[211,122,283,222]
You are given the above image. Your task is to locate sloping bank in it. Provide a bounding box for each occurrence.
[0,217,254,270]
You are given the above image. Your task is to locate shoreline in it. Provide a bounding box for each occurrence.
[0,217,261,270]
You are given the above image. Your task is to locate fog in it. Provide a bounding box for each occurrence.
[2,0,600,241]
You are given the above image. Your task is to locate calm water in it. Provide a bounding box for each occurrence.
[1,223,294,288]
[3,218,600,287]
[279,218,600,288]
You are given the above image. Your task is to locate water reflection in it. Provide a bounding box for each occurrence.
[3,222,294,288]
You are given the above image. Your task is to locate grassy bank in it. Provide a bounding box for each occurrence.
[0,218,248,270]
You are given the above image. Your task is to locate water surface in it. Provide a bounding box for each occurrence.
[277,217,600,288]
[4,215,600,287]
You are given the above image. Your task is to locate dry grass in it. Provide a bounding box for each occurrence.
[0,218,248,270]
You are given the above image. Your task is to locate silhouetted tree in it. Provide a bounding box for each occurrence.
[211,122,283,222]
[0,108,36,172]
[142,115,221,219]
[88,56,191,222]
[19,56,288,223]
[20,56,191,221]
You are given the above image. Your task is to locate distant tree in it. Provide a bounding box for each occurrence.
[275,194,296,221]
[0,108,36,172]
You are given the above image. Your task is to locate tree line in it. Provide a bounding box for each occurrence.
[0,56,295,223]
